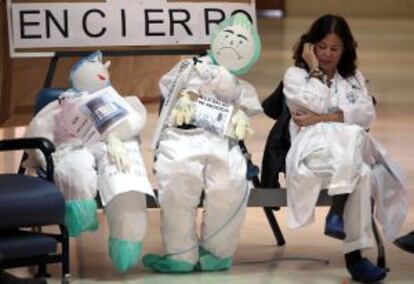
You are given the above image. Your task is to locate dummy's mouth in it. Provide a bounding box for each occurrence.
[98,74,106,81]
[217,47,242,60]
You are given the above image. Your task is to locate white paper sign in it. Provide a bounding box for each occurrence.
[97,141,155,205]
[191,95,234,136]
[7,0,256,55]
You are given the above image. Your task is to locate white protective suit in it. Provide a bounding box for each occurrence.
[154,55,262,266]
[24,90,153,272]
[284,66,408,253]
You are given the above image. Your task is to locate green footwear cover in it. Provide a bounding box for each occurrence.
[143,253,194,273]
[65,199,99,237]
[196,247,233,272]
[109,238,142,273]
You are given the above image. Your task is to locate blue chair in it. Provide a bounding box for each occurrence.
[0,137,70,283]
[34,88,66,115]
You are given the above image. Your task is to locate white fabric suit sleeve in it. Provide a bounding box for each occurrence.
[237,79,263,116]
[338,70,375,129]
[159,59,193,99]
[283,66,331,114]
[108,96,147,141]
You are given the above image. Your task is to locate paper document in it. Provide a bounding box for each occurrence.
[60,86,131,145]
[191,95,234,136]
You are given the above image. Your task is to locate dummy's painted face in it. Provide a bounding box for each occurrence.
[70,52,111,93]
[211,24,256,74]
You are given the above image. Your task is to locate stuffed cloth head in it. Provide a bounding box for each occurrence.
[209,13,261,75]
[69,51,111,93]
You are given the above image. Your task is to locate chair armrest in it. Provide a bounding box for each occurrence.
[0,137,55,181]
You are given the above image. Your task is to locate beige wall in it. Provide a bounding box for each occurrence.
[286,0,414,18]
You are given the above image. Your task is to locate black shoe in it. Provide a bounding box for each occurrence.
[347,258,387,283]
[394,231,414,253]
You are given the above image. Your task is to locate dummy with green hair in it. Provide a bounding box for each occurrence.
[144,12,263,274]
[209,12,261,75]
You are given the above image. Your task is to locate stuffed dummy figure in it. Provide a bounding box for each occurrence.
[24,51,153,273]
[143,13,262,273]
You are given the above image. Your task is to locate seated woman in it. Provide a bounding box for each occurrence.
[282,14,408,283]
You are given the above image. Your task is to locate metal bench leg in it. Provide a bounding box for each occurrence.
[60,225,71,283]
[371,199,386,269]
[35,261,50,278]
[263,207,286,246]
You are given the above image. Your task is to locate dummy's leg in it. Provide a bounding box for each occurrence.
[343,165,387,283]
[198,142,248,272]
[105,192,147,273]
[54,147,99,237]
[143,132,204,273]
[94,140,152,272]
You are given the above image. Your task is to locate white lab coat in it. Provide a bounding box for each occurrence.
[284,66,407,252]
[155,56,262,264]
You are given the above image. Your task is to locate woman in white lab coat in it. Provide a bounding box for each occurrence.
[283,14,407,283]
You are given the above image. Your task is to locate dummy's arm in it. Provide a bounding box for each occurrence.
[236,80,263,116]
[105,96,147,172]
[226,79,261,140]
[108,96,147,141]
[226,107,254,140]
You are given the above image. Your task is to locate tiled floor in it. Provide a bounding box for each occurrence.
[1,16,414,283]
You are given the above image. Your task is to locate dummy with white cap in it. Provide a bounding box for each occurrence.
[24,51,152,273]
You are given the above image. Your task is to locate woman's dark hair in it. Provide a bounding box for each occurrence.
[293,14,358,78]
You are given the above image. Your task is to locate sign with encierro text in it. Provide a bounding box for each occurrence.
[7,0,256,55]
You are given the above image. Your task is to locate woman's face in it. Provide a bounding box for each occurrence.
[314,33,344,75]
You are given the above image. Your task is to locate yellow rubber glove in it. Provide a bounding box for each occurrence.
[171,90,198,126]
[227,109,254,140]
[106,134,131,172]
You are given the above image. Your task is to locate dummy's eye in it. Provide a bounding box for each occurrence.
[223,29,234,38]
[237,34,248,42]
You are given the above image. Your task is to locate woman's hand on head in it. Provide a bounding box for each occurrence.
[302,43,319,71]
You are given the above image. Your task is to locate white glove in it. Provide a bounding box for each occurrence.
[170,90,197,126]
[106,134,131,172]
[227,109,254,140]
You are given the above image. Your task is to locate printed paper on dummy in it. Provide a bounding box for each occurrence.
[96,141,155,205]
[60,86,131,145]
[191,95,234,136]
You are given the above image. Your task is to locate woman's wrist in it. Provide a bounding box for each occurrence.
[309,67,325,82]
[320,111,344,123]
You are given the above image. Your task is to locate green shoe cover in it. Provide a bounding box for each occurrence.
[109,238,142,273]
[196,247,233,272]
[65,199,99,237]
[143,253,194,273]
